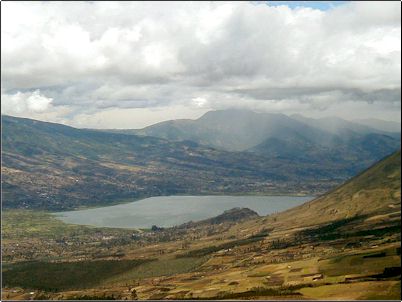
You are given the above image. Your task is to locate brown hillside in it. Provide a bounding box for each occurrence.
[268,150,401,230]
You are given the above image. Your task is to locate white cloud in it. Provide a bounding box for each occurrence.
[1,1,400,127]
[192,97,208,108]
[2,90,53,114]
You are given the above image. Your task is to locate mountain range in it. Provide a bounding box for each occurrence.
[1,111,400,210]
[119,109,399,152]
[354,118,401,133]
[108,109,400,170]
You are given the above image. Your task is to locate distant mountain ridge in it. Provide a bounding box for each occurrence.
[107,109,400,166]
[353,118,401,133]
[110,109,399,153]
[132,109,332,151]
[290,114,397,136]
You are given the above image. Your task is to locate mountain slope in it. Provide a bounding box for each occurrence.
[290,114,392,136]
[251,129,399,166]
[2,115,349,211]
[354,118,401,133]
[269,150,401,229]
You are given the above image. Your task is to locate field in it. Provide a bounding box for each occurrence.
[2,207,400,300]
[1,209,153,240]
[2,209,136,263]
[102,257,208,285]
[2,260,151,291]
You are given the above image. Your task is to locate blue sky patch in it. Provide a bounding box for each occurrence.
[264,1,348,11]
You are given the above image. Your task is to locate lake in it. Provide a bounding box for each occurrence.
[54,195,313,229]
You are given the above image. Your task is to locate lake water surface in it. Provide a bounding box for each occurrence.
[54,195,313,229]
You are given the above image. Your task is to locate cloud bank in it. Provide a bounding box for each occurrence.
[1,1,400,128]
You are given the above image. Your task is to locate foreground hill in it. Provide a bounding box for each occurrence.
[268,150,401,228]
[176,207,259,229]
[2,151,400,300]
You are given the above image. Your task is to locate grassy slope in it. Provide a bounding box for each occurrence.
[267,150,401,229]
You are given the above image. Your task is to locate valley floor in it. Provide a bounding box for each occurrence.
[1,206,401,300]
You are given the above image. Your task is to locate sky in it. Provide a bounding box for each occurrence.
[1,1,401,129]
